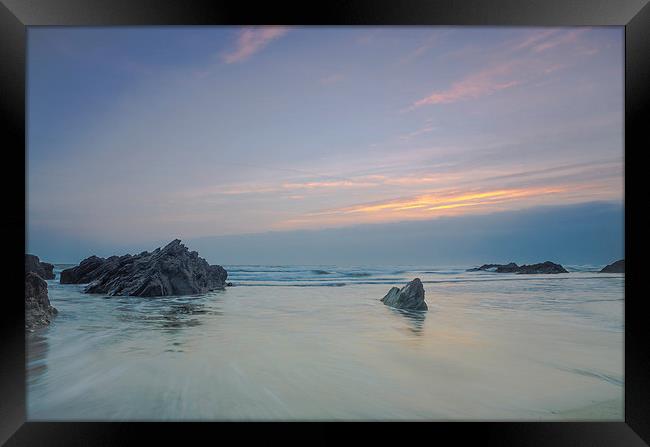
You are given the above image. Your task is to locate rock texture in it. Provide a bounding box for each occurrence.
[600,259,624,273]
[25,272,58,330]
[60,255,106,284]
[25,254,55,280]
[467,261,568,274]
[517,261,568,274]
[381,278,428,311]
[60,239,228,297]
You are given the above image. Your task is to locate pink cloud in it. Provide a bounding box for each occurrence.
[532,28,589,53]
[222,26,290,64]
[412,62,521,107]
[400,121,436,140]
[400,32,442,64]
[508,28,590,55]
[282,179,379,190]
[407,28,591,110]
[511,29,560,52]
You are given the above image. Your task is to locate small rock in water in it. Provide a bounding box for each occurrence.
[599,259,624,273]
[381,278,427,311]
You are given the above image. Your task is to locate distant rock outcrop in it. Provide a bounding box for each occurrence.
[25,272,58,330]
[467,261,568,274]
[600,259,624,273]
[25,254,55,280]
[381,278,428,311]
[60,239,228,297]
[516,261,568,274]
[468,262,519,273]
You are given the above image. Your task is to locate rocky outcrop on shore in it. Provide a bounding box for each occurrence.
[60,239,228,297]
[600,259,624,273]
[25,272,58,330]
[467,261,568,274]
[25,254,55,280]
[381,278,428,311]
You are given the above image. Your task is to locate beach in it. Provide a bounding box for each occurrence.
[27,265,624,421]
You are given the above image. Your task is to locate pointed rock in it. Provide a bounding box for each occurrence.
[600,259,624,273]
[381,278,427,311]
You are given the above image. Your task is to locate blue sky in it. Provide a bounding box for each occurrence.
[27,27,624,263]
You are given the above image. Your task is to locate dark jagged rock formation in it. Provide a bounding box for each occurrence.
[381,278,428,311]
[60,255,106,284]
[516,261,568,274]
[25,272,58,330]
[467,261,568,274]
[25,254,55,280]
[60,239,228,297]
[600,259,624,273]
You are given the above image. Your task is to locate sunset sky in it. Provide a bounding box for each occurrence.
[27,27,624,263]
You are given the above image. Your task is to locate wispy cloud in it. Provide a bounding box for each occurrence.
[511,29,561,51]
[400,31,443,64]
[174,175,385,201]
[407,28,596,110]
[532,29,589,53]
[274,185,572,230]
[282,179,379,190]
[222,26,290,64]
[400,119,437,140]
[320,187,563,215]
[411,61,522,108]
[506,28,590,55]
[268,155,622,231]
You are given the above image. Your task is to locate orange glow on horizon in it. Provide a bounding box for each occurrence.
[273,185,572,231]
[331,187,565,215]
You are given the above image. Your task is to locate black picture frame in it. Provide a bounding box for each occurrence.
[1,0,648,445]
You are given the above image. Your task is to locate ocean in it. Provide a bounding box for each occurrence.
[27,264,624,420]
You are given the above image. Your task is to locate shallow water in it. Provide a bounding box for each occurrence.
[27,265,624,420]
